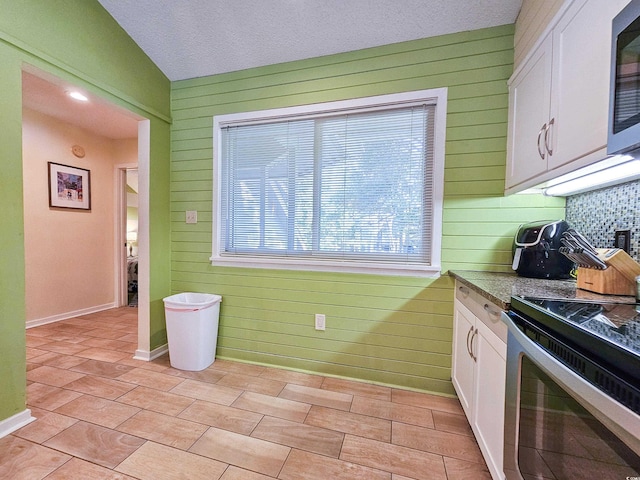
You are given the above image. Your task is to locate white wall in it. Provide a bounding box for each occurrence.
[22,108,137,323]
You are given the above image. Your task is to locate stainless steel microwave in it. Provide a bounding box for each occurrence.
[609,0,640,155]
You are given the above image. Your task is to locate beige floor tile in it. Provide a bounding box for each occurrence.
[251,416,344,458]
[37,341,89,355]
[55,395,140,429]
[70,358,136,378]
[30,352,88,370]
[179,399,263,434]
[392,389,463,415]
[18,308,487,479]
[340,434,447,480]
[231,391,311,423]
[28,382,60,402]
[116,441,228,480]
[210,359,267,376]
[119,356,172,372]
[27,347,49,360]
[305,405,391,442]
[350,395,434,428]
[279,384,352,411]
[168,367,227,384]
[117,410,208,450]
[64,375,137,400]
[443,457,492,480]
[217,372,286,396]
[259,367,325,388]
[190,426,290,477]
[28,385,83,411]
[117,333,139,343]
[321,377,392,402]
[0,435,71,480]
[45,457,137,479]
[115,367,186,391]
[44,421,145,469]
[432,410,474,436]
[392,422,485,464]
[280,448,391,480]
[13,408,78,444]
[75,347,129,363]
[220,465,276,480]
[27,335,54,347]
[117,386,195,416]
[27,365,86,387]
[83,327,132,339]
[170,378,243,405]
[27,362,41,372]
[33,332,91,344]
[79,336,133,351]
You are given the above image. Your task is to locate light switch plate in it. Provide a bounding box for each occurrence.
[186,210,198,224]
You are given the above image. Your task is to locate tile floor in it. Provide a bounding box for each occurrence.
[1,307,491,479]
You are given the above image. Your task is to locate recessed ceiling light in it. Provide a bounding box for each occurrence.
[67,91,88,102]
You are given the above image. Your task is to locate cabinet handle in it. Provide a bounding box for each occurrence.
[458,285,470,296]
[537,123,547,160]
[470,328,478,362]
[466,326,474,357]
[483,303,501,320]
[544,117,554,156]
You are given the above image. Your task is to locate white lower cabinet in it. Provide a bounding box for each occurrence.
[452,282,507,480]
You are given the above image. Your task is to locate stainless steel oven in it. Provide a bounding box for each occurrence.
[502,297,640,480]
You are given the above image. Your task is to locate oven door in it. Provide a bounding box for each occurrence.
[502,311,640,480]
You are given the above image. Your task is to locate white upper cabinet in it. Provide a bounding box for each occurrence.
[506,33,553,187]
[506,0,632,193]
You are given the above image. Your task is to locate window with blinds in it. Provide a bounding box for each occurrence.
[212,89,446,276]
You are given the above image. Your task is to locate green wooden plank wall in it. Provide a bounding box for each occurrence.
[170,24,565,395]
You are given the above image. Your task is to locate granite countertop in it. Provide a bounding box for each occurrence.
[448,270,636,310]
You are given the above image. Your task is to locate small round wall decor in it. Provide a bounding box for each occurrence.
[71,145,85,158]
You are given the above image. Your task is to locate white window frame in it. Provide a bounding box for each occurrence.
[211,88,447,277]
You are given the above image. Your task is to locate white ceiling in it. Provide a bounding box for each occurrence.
[23,1,523,139]
[97,0,523,81]
[22,68,142,139]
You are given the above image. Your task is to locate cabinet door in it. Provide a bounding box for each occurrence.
[549,0,630,170]
[452,300,476,417]
[473,320,507,480]
[506,33,553,188]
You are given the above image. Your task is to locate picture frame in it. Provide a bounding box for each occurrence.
[48,162,91,210]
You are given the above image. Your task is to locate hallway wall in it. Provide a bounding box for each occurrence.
[22,108,138,324]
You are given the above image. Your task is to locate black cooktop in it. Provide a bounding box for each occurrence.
[509,296,640,383]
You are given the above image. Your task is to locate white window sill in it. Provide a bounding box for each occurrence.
[209,255,441,278]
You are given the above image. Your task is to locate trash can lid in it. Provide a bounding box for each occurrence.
[163,292,221,309]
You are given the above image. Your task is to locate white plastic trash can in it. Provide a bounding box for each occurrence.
[163,292,222,371]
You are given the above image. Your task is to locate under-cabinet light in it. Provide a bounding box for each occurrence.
[67,91,88,102]
[543,155,640,196]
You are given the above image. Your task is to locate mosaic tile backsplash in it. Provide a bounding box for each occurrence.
[565,179,640,262]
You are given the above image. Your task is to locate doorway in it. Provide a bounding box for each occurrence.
[22,65,150,357]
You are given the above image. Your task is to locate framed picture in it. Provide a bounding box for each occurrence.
[48,162,91,210]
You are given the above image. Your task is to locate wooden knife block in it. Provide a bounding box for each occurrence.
[577,248,640,296]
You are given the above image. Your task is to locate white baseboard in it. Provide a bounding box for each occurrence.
[0,409,35,439]
[133,343,168,362]
[26,303,117,329]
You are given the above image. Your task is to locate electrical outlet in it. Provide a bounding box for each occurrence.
[614,229,631,253]
[315,314,326,331]
[186,210,198,224]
